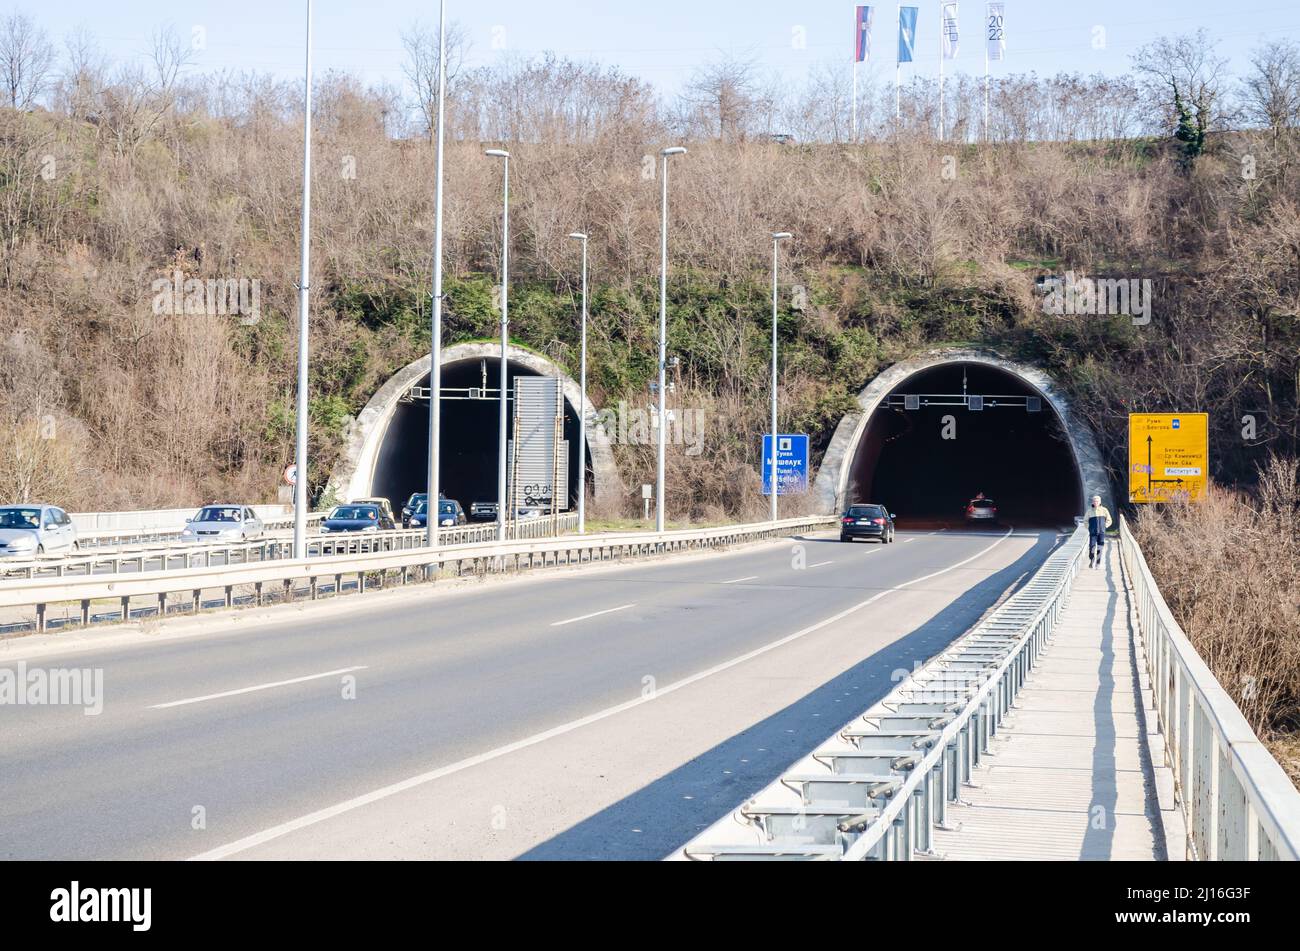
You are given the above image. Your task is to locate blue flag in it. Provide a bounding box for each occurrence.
[898,6,918,63]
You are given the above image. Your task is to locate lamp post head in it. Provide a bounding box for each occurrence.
[485,149,510,160]
[661,146,688,157]
[568,232,588,241]
[772,232,793,242]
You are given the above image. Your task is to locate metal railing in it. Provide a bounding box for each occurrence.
[0,515,834,634]
[674,525,1089,861]
[2,516,579,579]
[1119,516,1300,861]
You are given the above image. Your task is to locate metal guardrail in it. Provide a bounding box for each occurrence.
[1119,516,1300,861]
[2,516,579,578]
[72,514,326,549]
[673,525,1089,861]
[0,515,834,633]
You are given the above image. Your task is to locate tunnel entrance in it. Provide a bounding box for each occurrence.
[845,362,1082,529]
[368,358,587,517]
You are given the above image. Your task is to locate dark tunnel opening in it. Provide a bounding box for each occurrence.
[369,359,588,516]
[846,363,1082,529]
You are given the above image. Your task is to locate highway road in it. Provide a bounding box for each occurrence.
[0,525,1067,860]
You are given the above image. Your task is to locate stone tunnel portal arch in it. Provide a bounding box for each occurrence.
[812,350,1108,527]
[330,343,622,516]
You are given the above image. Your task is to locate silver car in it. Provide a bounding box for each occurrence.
[180,505,265,543]
[0,505,79,558]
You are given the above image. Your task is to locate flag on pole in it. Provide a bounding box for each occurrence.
[941,1,960,59]
[898,6,918,63]
[985,2,1005,61]
[855,6,874,63]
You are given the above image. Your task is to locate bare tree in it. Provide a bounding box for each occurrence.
[0,12,55,109]
[1242,39,1300,138]
[55,25,107,120]
[1132,30,1231,159]
[677,55,775,142]
[401,18,470,141]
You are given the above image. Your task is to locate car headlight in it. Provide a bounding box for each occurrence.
[182,528,195,537]
[9,537,36,551]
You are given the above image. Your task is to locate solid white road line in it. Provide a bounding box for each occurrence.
[809,561,835,569]
[721,576,759,585]
[189,526,1017,861]
[150,667,369,711]
[550,604,637,628]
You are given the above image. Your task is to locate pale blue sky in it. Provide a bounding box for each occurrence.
[24,0,1300,95]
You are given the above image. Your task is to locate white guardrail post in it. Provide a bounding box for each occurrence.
[1118,516,1300,861]
[0,515,835,635]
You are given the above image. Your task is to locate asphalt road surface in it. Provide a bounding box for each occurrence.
[0,526,1066,860]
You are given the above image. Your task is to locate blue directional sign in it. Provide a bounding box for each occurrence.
[762,434,810,496]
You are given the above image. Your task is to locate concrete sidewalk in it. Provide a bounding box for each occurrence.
[930,543,1184,861]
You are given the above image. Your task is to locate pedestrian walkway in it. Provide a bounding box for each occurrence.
[930,543,1181,860]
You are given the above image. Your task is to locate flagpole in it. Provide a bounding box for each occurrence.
[984,36,989,142]
[852,60,858,143]
[895,5,901,122]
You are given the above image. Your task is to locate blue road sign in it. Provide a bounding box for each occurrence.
[763,434,810,496]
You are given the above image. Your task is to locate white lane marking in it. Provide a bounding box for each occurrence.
[721,576,759,585]
[189,526,1017,861]
[150,667,369,711]
[809,561,835,569]
[550,604,636,628]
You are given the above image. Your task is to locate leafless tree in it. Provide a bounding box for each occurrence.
[0,12,55,109]
[1242,39,1300,137]
[676,55,776,142]
[1132,30,1231,153]
[401,18,470,141]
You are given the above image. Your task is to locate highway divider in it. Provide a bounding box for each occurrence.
[1119,516,1300,861]
[0,516,576,580]
[0,515,836,634]
[674,525,1089,861]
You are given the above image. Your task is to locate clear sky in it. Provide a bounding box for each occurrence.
[23,0,1300,96]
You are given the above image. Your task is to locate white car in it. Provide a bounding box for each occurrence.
[0,505,78,558]
[180,505,265,543]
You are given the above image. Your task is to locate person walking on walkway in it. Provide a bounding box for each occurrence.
[1087,495,1113,569]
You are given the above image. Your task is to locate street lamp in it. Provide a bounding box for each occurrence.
[485,148,510,542]
[657,146,687,534]
[568,232,589,535]
[769,232,793,523]
[426,0,448,549]
[292,0,314,558]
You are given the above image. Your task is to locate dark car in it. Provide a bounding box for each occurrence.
[965,496,999,525]
[840,504,896,544]
[410,499,468,529]
[402,493,428,528]
[469,501,499,522]
[321,504,395,534]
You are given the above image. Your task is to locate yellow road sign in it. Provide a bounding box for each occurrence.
[1129,414,1209,504]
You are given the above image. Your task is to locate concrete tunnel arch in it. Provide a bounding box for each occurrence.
[811,349,1109,523]
[329,342,623,512]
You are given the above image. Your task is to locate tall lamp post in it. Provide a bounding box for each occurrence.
[769,232,793,523]
[292,0,315,558]
[426,0,448,549]
[485,148,511,542]
[656,146,687,534]
[568,232,589,535]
